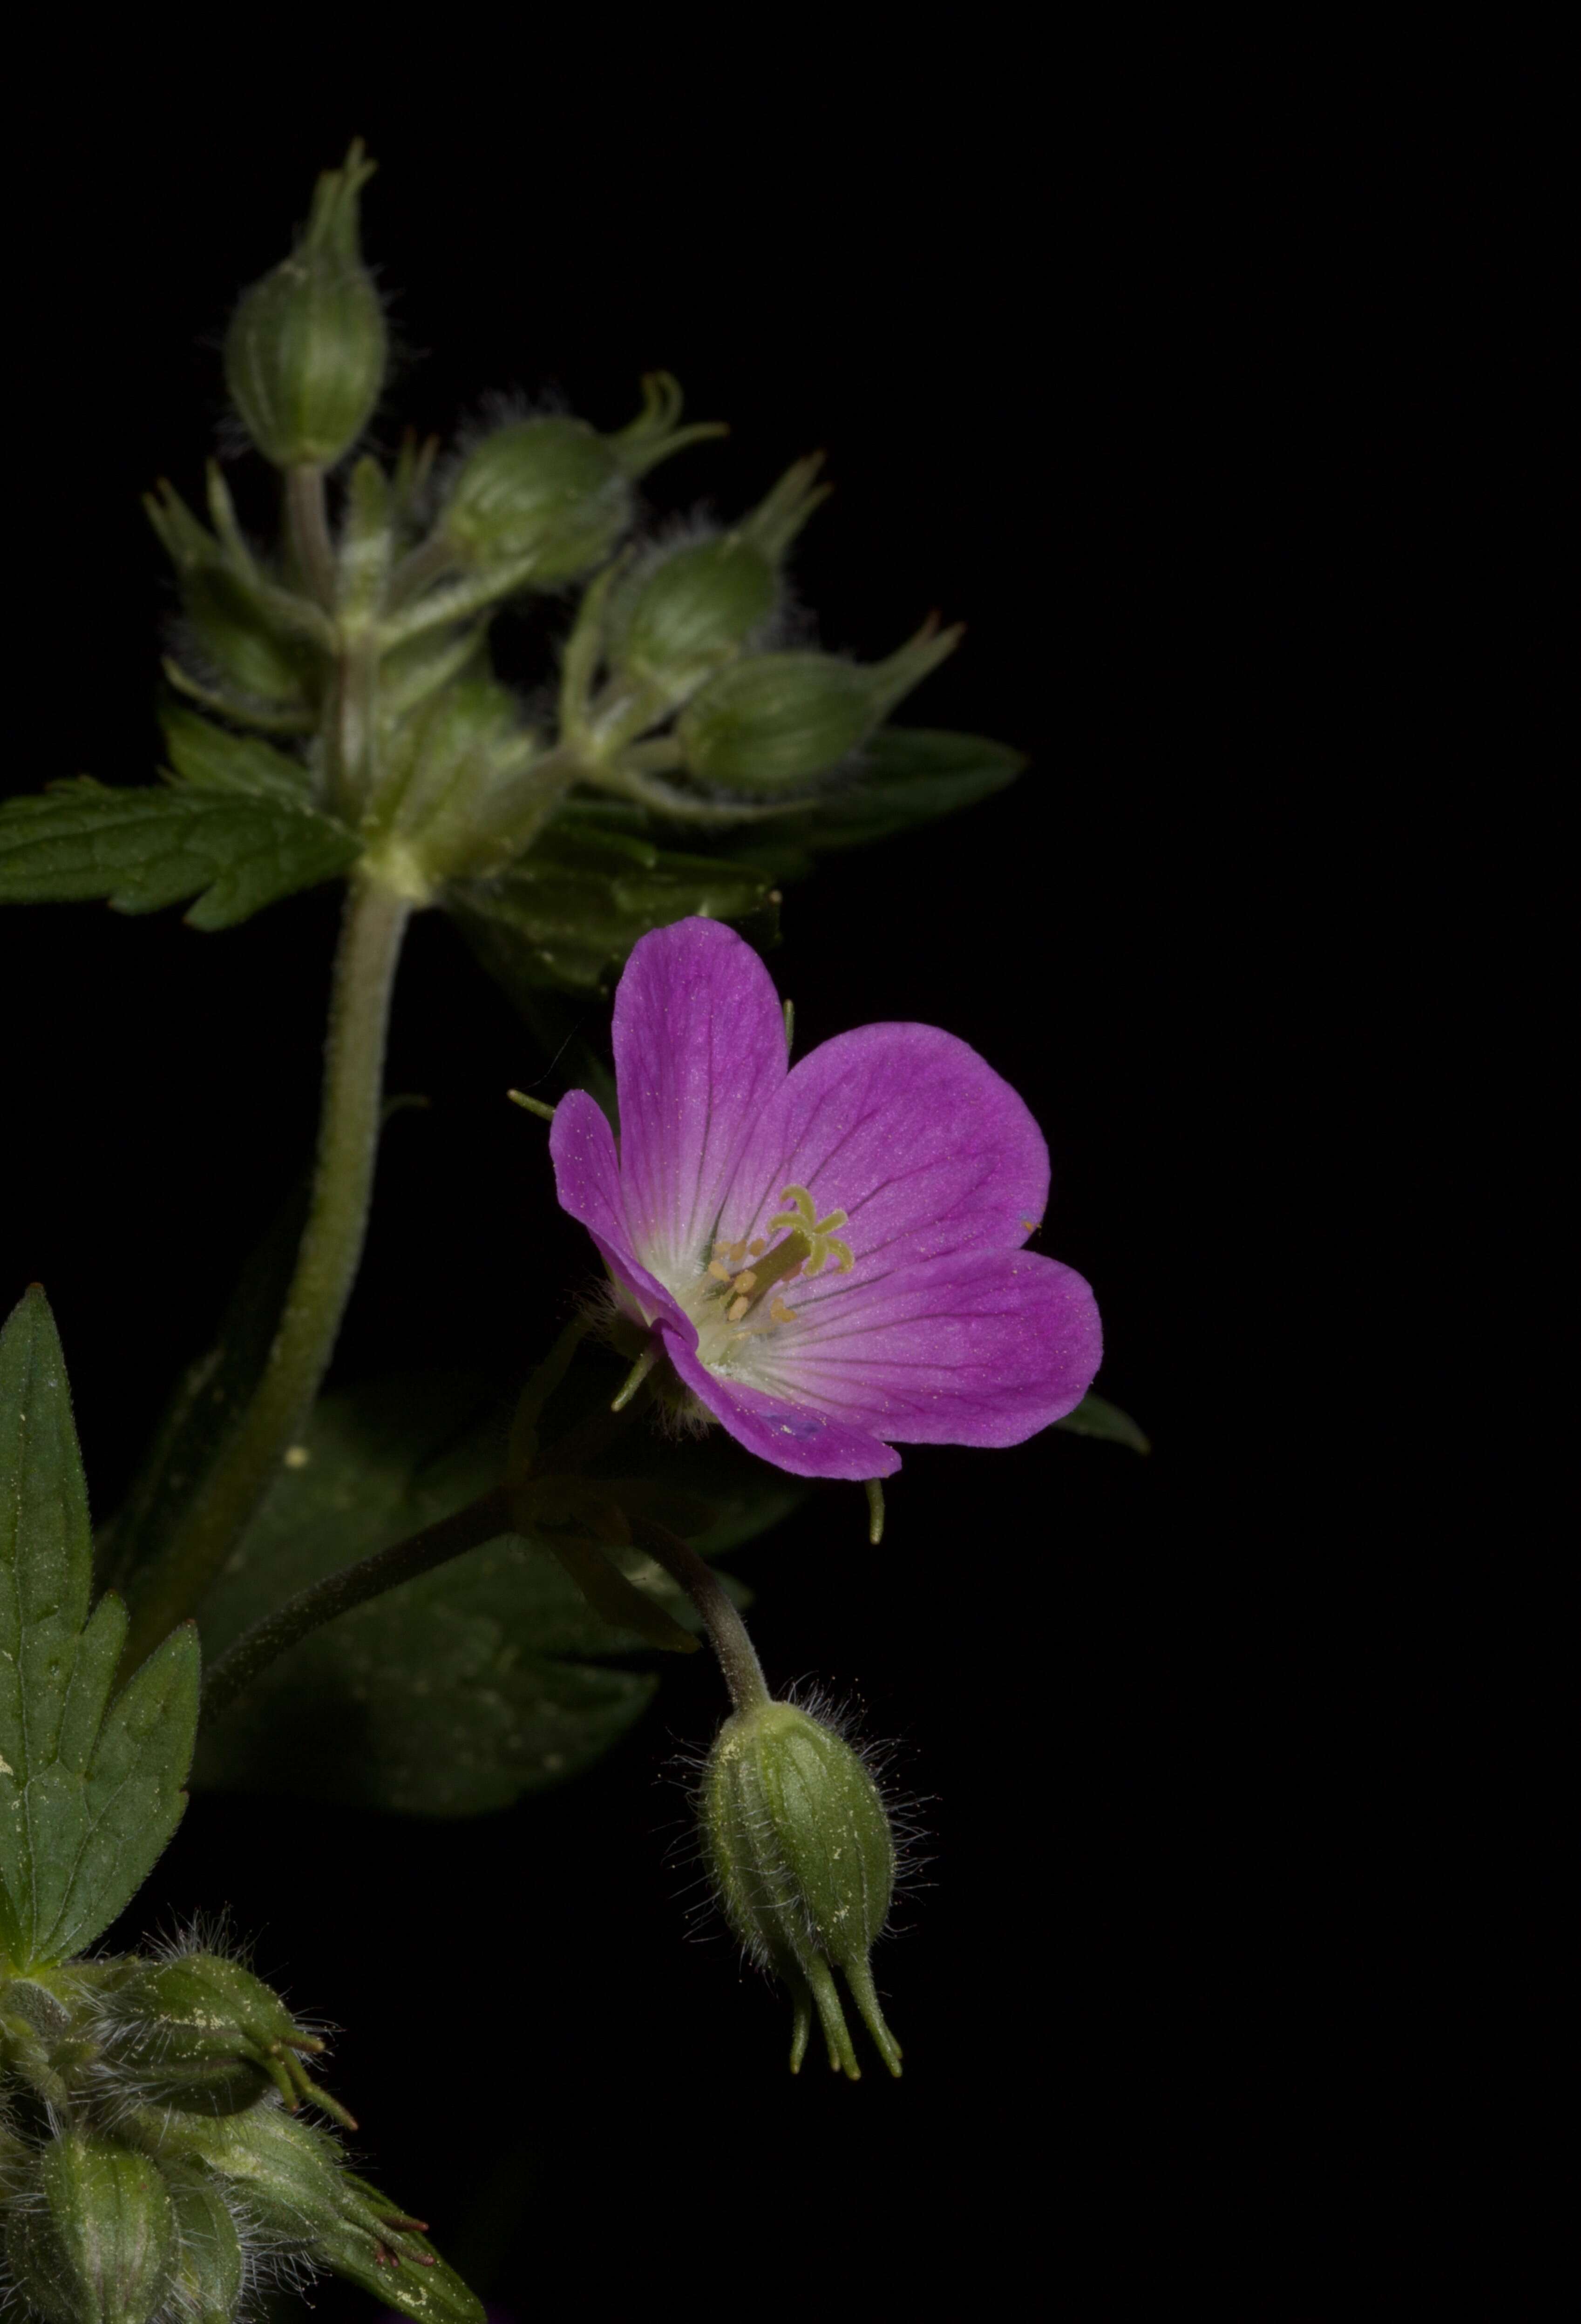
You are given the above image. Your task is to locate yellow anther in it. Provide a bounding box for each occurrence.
[733,1269,758,1293]
[727,1239,749,1266]
[707,1259,733,1283]
[749,1237,767,1256]
[770,1297,797,1324]
[727,1295,751,1322]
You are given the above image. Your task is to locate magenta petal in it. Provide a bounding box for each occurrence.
[548,1089,689,1331]
[611,919,788,1283]
[716,1021,1051,1282]
[733,1246,1102,1447]
[661,1322,902,1481]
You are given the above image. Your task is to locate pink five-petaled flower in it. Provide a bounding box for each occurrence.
[548,918,1102,1481]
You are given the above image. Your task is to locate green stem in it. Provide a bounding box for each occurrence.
[199,1486,512,1728]
[631,1518,770,1714]
[329,628,380,821]
[285,464,337,610]
[122,872,413,1669]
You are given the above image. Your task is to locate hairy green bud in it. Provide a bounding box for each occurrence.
[163,2178,244,2324]
[611,455,829,710]
[441,373,724,582]
[363,674,543,891]
[701,1700,902,2079]
[121,2101,482,2324]
[224,142,386,469]
[6,2133,174,2324]
[675,617,962,792]
[102,1951,349,2123]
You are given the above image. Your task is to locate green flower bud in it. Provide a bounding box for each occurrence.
[121,2104,482,2324]
[163,2177,244,2324]
[123,2101,346,2248]
[103,1951,349,2123]
[611,455,829,708]
[6,2133,174,2324]
[224,142,386,469]
[701,1699,902,2079]
[675,616,962,793]
[441,373,724,582]
[364,674,542,891]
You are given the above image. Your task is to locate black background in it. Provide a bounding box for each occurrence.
[6,46,1554,2315]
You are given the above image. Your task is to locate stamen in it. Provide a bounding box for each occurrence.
[733,1269,758,1293]
[770,1297,797,1323]
[727,1240,749,1266]
[707,1259,733,1283]
[726,1295,750,1322]
[749,1238,767,1256]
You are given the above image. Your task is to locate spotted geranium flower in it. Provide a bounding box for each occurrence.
[549,918,1101,1480]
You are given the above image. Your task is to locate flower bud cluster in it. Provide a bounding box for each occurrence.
[146,139,964,923]
[700,1698,904,2079]
[0,1940,479,2324]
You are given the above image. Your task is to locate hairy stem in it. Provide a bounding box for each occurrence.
[199,1486,513,1727]
[631,1518,770,1714]
[122,872,413,1669]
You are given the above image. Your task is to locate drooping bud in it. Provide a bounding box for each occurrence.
[609,455,828,711]
[440,374,724,582]
[6,2132,175,2324]
[102,1951,350,2123]
[675,616,962,792]
[700,1699,902,2079]
[224,142,387,469]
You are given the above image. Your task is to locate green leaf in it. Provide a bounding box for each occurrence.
[0,776,359,930]
[158,704,313,805]
[192,1376,651,1817]
[448,819,778,1000]
[0,1288,199,1968]
[101,1175,311,1601]
[1053,1392,1151,1453]
[193,1362,794,1817]
[102,1101,425,1603]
